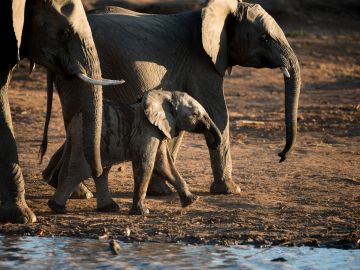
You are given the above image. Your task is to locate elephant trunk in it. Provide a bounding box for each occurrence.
[205,116,222,150]
[278,46,301,162]
[77,37,103,177]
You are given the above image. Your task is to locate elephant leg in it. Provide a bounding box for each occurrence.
[0,67,36,224]
[95,167,119,212]
[48,143,73,213]
[154,141,197,207]
[69,183,93,199]
[43,142,65,187]
[146,173,172,196]
[147,131,185,196]
[129,140,159,215]
[129,160,152,215]
[206,122,241,194]
[48,78,95,199]
[48,141,90,213]
[43,142,93,199]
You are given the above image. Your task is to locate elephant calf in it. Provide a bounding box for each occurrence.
[48,90,221,215]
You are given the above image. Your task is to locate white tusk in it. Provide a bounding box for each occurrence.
[227,67,233,76]
[280,67,290,78]
[29,61,35,75]
[76,73,125,86]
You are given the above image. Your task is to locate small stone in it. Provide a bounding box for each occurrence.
[271,257,287,262]
[109,240,121,255]
[246,238,254,243]
[98,228,110,240]
[36,229,45,237]
[125,227,131,237]
[98,233,109,240]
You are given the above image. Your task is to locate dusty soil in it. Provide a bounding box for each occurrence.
[1,3,359,249]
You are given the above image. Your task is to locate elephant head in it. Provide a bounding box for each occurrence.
[202,0,301,162]
[143,90,222,149]
[21,0,124,177]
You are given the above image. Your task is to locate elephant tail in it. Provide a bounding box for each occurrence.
[39,70,54,164]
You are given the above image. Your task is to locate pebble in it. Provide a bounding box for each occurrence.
[125,227,131,237]
[109,240,121,255]
[98,228,110,240]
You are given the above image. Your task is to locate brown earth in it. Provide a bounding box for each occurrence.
[0,2,359,249]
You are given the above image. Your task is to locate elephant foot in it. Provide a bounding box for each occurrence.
[146,176,172,196]
[0,201,37,224]
[48,199,66,214]
[97,200,120,212]
[129,205,149,216]
[180,194,198,208]
[69,183,93,199]
[210,180,241,195]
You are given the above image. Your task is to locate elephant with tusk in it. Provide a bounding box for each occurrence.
[47,90,221,215]
[0,0,124,224]
[43,0,301,198]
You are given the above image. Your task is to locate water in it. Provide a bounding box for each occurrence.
[0,236,359,269]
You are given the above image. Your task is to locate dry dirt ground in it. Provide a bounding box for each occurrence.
[0,3,359,248]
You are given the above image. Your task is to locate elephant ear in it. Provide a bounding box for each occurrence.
[0,1,25,66]
[143,90,176,139]
[12,0,26,60]
[201,0,238,76]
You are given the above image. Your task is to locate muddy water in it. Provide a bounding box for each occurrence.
[0,236,359,269]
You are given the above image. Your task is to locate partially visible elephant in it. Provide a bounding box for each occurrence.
[0,0,123,224]
[82,0,207,14]
[47,90,221,215]
[45,0,301,197]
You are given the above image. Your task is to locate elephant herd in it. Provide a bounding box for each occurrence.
[0,0,301,223]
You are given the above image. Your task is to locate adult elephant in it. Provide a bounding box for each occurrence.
[45,0,301,196]
[0,0,123,223]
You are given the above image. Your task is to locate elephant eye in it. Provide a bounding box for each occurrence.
[261,34,271,43]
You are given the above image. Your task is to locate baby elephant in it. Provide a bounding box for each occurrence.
[48,90,222,215]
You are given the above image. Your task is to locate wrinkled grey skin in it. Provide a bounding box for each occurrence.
[45,0,301,197]
[0,0,110,223]
[47,90,221,215]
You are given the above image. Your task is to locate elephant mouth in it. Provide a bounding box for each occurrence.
[259,58,291,78]
[193,121,208,133]
[260,56,278,69]
[239,54,279,69]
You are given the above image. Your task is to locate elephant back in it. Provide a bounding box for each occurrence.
[87,7,202,105]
